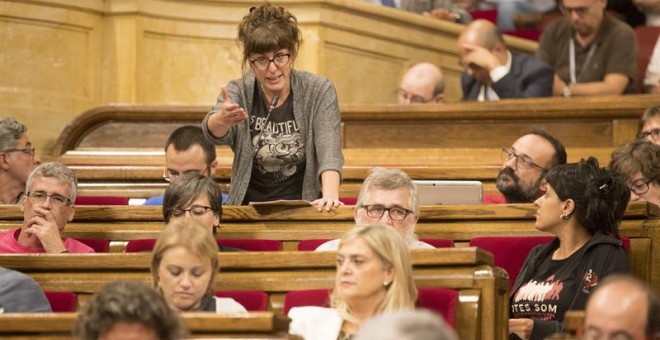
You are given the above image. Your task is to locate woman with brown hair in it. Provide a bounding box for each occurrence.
[203,3,343,210]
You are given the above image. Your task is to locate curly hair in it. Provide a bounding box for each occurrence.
[237,3,302,74]
[73,280,185,340]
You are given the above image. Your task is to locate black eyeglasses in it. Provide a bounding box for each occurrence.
[168,205,214,218]
[361,205,413,221]
[2,146,36,157]
[630,177,655,196]
[559,3,592,16]
[163,165,210,183]
[501,147,547,172]
[639,128,660,141]
[250,53,291,70]
[26,191,72,206]
[396,89,435,104]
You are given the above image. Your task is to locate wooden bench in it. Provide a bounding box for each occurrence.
[0,312,294,339]
[60,147,615,198]
[0,202,657,294]
[53,97,657,156]
[0,249,507,340]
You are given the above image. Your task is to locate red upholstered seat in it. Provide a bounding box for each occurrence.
[74,196,129,205]
[298,238,454,251]
[503,29,541,41]
[125,238,282,252]
[470,9,498,24]
[469,236,554,288]
[283,288,459,327]
[214,290,269,311]
[416,288,459,327]
[634,26,660,93]
[75,238,110,253]
[44,291,77,312]
[470,235,630,288]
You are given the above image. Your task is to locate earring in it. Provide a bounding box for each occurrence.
[383,281,391,287]
[560,213,570,221]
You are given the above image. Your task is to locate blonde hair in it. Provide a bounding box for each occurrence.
[331,224,417,325]
[150,220,219,296]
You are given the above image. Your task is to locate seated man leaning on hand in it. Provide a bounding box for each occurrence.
[458,19,553,101]
[0,162,94,253]
[316,167,433,251]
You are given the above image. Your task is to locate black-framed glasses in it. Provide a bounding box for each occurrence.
[163,165,210,183]
[2,146,35,157]
[501,147,547,172]
[639,128,660,141]
[559,3,591,16]
[250,53,291,70]
[26,191,72,206]
[361,204,413,221]
[458,60,483,71]
[167,205,214,218]
[630,177,655,196]
[396,89,435,104]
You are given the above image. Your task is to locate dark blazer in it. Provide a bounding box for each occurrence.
[461,52,554,101]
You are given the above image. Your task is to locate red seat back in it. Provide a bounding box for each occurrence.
[75,238,110,253]
[214,290,269,311]
[74,196,129,205]
[218,239,282,251]
[417,288,459,328]
[635,26,660,93]
[44,291,77,312]
[420,238,455,248]
[469,236,554,288]
[470,9,498,24]
[283,289,332,315]
[126,238,282,252]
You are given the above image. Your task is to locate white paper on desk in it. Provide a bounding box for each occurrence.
[248,199,313,207]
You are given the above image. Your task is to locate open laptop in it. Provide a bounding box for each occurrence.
[413,180,483,205]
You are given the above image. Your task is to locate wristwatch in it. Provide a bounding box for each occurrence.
[563,84,572,97]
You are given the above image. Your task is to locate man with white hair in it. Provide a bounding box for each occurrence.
[316,168,433,251]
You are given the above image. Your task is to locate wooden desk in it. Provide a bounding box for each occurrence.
[0,312,294,339]
[53,97,656,157]
[0,249,507,340]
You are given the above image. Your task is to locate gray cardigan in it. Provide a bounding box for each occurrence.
[202,70,344,205]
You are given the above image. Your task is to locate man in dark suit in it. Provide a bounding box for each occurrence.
[458,19,554,101]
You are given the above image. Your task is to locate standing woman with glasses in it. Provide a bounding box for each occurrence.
[609,139,660,207]
[163,173,242,251]
[509,157,630,340]
[202,4,344,211]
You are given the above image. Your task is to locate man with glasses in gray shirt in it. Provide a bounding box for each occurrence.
[0,117,41,205]
[316,168,433,251]
[487,127,567,204]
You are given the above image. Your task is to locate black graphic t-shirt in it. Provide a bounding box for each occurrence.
[242,86,306,204]
[510,251,583,322]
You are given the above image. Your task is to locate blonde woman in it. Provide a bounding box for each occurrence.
[289,224,417,340]
[151,220,246,313]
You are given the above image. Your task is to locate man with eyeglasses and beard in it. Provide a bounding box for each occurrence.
[316,168,434,251]
[0,162,94,253]
[0,117,41,205]
[487,127,567,204]
[537,0,636,97]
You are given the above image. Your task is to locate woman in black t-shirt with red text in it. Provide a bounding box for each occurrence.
[509,157,631,340]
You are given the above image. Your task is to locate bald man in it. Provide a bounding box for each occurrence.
[398,63,444,104]
[584,275,659,340]
[457,19,553,101]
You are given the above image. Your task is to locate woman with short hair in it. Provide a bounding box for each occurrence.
[151,220,246,313]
